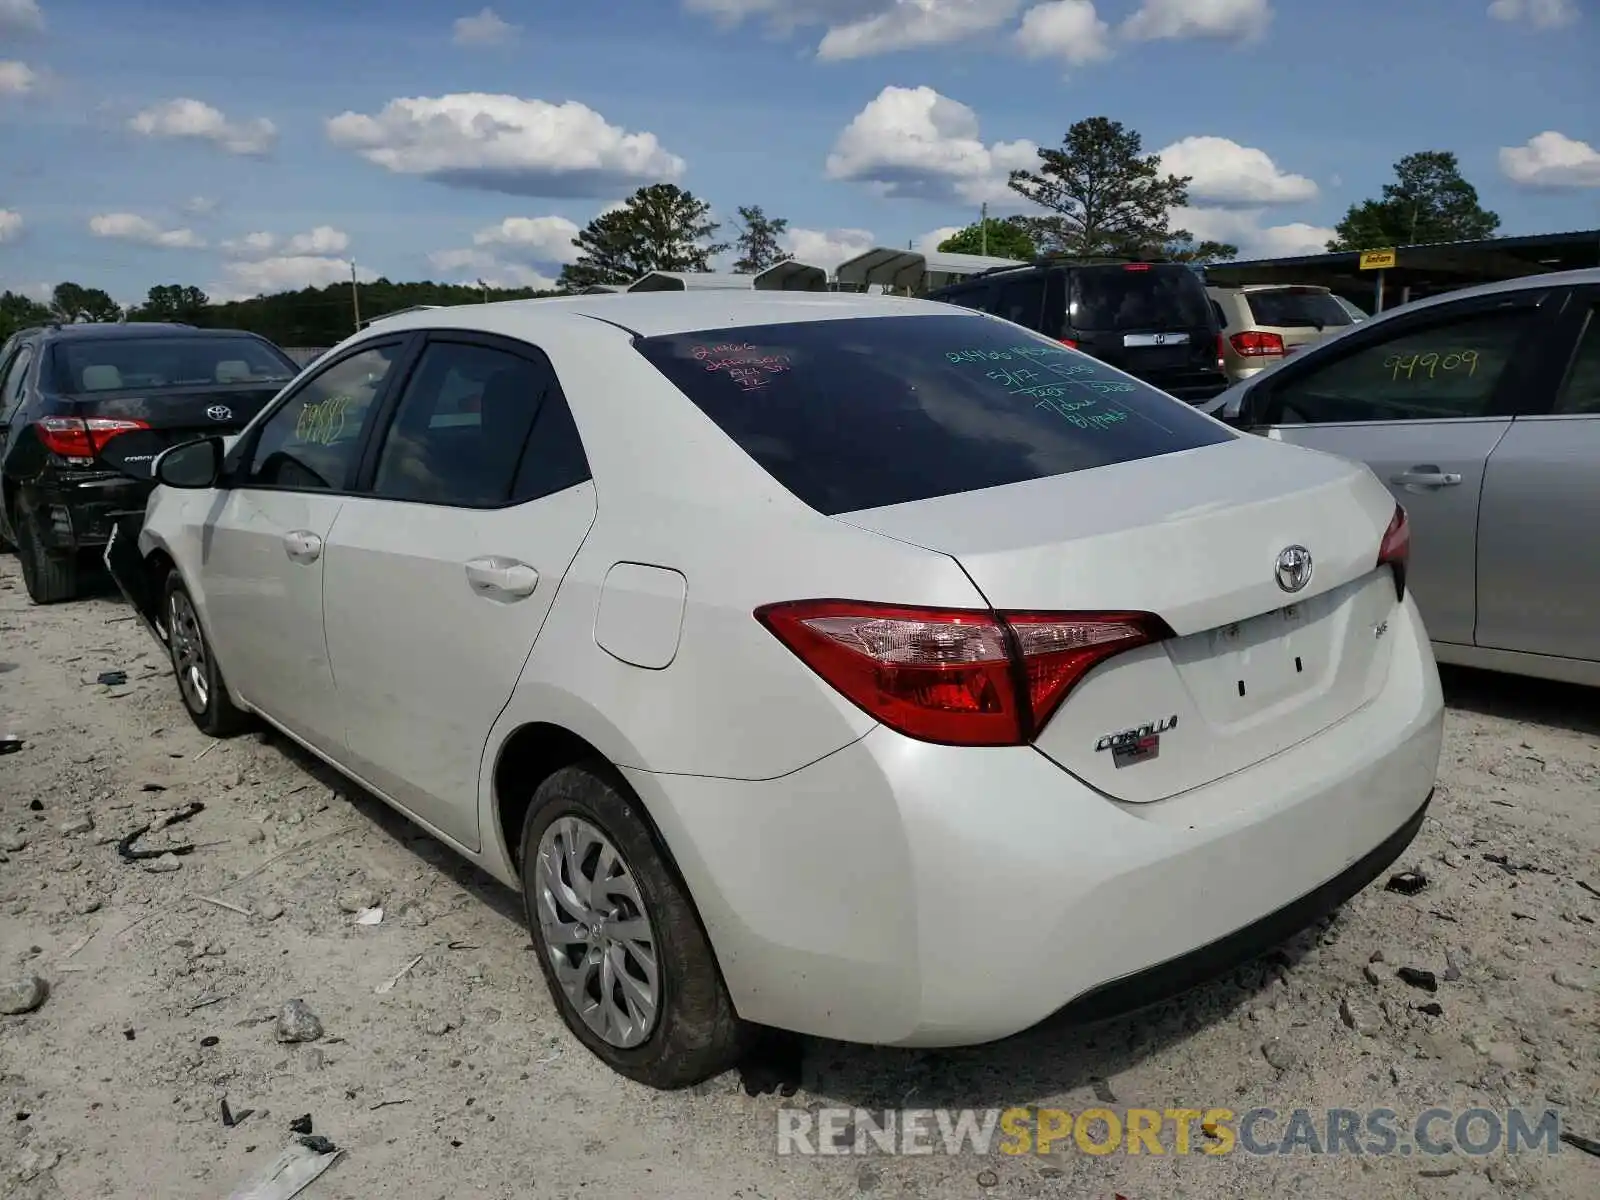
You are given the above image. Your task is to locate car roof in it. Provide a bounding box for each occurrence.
[43,323,263,341]
[366,290,954,340]
[1208,283,1335,294]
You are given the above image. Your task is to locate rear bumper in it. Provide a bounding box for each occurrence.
[27,473,152,551]
[623,593,1444,1046]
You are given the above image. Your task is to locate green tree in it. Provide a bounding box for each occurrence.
[937,218,1038,261]
[731,205,791,274]
[1164,234,1239,265]
[557,184,729,291]
[132,284,211,324]
[1327,151,1501,251]
[0,290,53,342]
[49,282,121,324]
[1008,117,1192,258]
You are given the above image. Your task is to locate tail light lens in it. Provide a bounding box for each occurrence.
[1122,263,1152,272]
[1378,504,1410,601]
[1059,338,1079,350]
[1229,331,1286,357]
[755,600,1171,746]
[36,416,151,461]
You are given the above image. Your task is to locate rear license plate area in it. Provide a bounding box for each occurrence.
[1169,599,1334,725]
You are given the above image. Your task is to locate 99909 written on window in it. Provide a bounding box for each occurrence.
[245,345,399,490]
[1263,309,1533,425]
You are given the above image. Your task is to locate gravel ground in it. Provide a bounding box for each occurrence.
[1,555,1596,1200]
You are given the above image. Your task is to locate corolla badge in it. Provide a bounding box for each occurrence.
[1274,545,1313,593]
[206,405,233,422]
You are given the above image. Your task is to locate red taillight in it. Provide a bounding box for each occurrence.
[1059,338,1079,350]
[1378,504,1410,601]
[36,416,151,460]
[1122,263,1152,272]
[1228,331,1286,357]
[755,600,1169,746]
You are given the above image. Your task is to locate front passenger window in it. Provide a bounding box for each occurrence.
[244,344,399,490]
[1259,308,1533,425]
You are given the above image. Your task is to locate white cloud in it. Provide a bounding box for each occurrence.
[326,93,684,198]
[128,98,278,156]
[471,215,583,264]
[453,6,519,45]
[0,60,36,95]
[180,196,220,218]
[221,225,352,259]
[826,84,1038,205]
[87,213,206,249]
[1156,135,1317,206]
[1487,0,1579,29]
[1015,1,1112,65]
[817,0,1020,60]
[1122,0,1271,42]
[918,225,964,253]
[1500,131,1600,188]
[0,209,22,243]
[781,226,878,269]
[427,248,559,291]
[1177,206,1334,258]
[0,0,44,35]
[216,256,374,302]
[686,1,1021,58]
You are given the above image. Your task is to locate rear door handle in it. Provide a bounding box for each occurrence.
[283,529,323,563]
[1390,466,1462,490]
[465,556,539,600]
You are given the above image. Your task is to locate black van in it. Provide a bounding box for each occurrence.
[927,259,1229,403]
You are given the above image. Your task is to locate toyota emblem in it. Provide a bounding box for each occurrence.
[1274,545,1313,593]
[206,405,233,422]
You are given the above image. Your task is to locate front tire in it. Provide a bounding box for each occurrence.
[16,504,78,604]
[519,762,748,1089]
[162,571,250,737]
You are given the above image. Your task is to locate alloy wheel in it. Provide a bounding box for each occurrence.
[167,589,210,713]
[534,815,661,1048]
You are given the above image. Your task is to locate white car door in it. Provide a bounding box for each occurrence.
[321,333,596,851]
[199,340,413,756]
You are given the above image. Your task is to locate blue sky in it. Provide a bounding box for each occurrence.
[1,0,1596,307]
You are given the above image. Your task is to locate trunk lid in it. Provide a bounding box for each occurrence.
[73,384,283,473]
[835,436,1402,803]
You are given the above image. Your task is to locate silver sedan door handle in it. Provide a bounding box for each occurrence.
[465,556,539,600]
[283,529,324,563]
[1390,466,1462,490]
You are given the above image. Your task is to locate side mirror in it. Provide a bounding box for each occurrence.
[154,436,224,489]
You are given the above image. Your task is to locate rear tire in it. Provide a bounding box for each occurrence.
[162,570,250,737]
[16,505,78,604]
[519,761,749,1089]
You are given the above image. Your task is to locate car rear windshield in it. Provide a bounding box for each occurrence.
[51,337,297,394]
[633,313,1234,515]
[1071,265,1214,332]
[1245,288,1354,330]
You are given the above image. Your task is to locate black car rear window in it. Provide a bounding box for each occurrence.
[633,313,1234,515]
[1071,265,1213,332]
[1245,288,1354,330]
[51,337,297,394]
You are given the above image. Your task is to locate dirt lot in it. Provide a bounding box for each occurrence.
[1,554,1596,1200]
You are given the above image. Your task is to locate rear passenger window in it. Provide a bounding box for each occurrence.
[370,340,589,507]
[1260,308,1535,425]
[1554,306,1600,415]
[994,275,1046,329]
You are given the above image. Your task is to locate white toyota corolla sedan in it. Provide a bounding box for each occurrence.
[107,291,1444,1089]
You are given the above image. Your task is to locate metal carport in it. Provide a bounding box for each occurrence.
[833,248,1028,295]
[752,260,830,291]
[626,272,754,293]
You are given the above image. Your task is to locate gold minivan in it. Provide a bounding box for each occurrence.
[1208,284,1359,383]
